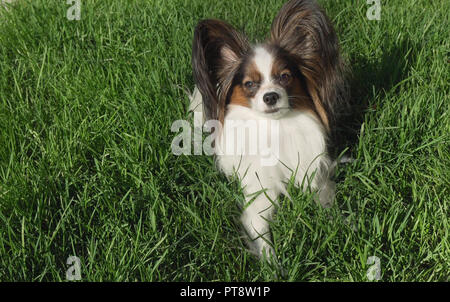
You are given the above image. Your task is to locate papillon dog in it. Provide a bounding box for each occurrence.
[190,0,348,260]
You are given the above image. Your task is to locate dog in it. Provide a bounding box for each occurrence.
[190,0,348,260]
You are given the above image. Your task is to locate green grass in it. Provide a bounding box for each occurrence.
[0,0,448,281]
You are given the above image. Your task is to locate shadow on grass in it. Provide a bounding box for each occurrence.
[330,37,418,158]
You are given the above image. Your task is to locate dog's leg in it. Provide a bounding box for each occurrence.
[310,159,336,208]
[315,179,336,208]
[240,187,278,261]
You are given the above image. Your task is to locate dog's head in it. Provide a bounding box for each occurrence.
[192,0,347,130]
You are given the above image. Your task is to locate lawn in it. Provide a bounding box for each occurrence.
[0,0,448,281]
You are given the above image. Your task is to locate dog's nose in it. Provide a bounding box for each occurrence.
[263,92,280,106]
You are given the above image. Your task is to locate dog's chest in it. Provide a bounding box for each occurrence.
[216,106,328,190]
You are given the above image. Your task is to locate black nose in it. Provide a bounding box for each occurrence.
[263,92,280,106]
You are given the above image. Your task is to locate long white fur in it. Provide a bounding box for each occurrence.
[216,105,334,259]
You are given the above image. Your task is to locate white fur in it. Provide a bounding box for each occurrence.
[251,46,290,118]
[253,47,273,83]
[215,105,335,259]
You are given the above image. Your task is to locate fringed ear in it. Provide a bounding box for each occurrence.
[192,19,250,123]
[270,0,347,129]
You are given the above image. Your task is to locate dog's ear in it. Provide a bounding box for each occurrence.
[192,19,250,123]
[270,0,347,129]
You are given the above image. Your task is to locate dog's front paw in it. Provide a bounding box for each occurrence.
[315,180,336,208]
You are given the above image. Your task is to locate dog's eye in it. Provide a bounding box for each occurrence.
[244,81,254,88]
[280,72,291,84]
